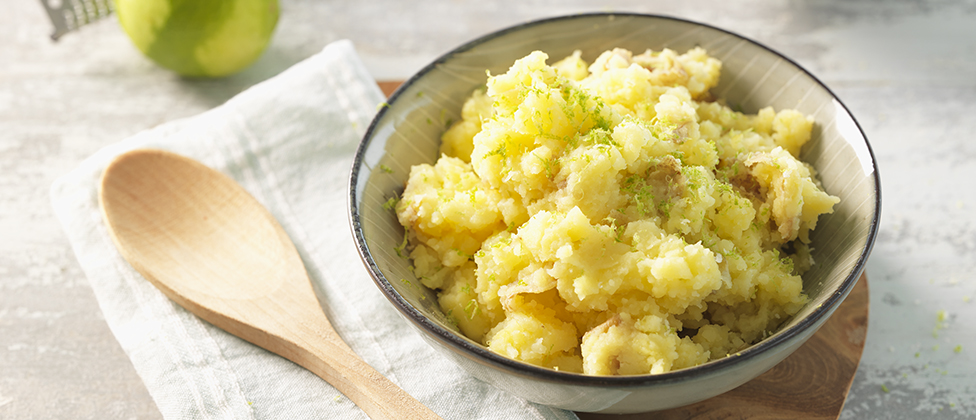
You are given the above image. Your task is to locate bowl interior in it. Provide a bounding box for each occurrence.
[351,13,878,381]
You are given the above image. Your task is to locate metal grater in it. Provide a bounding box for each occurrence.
[40,0,114,41]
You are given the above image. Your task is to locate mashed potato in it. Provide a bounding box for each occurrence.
[395,47,839,375]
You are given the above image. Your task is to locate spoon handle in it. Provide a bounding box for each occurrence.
[287,330,442,420]
[178,286,443,420]
[223,304,443,420]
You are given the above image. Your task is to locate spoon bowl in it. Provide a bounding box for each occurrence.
[99,148,441,420]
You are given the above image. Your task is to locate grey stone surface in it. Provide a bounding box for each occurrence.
[3,0,975,418]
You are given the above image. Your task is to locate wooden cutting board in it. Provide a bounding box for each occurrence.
[376,80,870,420]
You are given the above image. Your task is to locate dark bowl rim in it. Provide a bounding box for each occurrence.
[348,11,881,388]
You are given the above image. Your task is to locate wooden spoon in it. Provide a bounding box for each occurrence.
[98,148,441,420]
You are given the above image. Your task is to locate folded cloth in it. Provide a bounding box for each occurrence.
[50,40,579,420]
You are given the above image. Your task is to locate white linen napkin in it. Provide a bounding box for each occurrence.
[50,40,579,420]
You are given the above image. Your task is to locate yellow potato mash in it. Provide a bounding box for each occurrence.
[394,47,839,375]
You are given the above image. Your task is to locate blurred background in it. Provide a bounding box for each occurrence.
[2,0,975,418]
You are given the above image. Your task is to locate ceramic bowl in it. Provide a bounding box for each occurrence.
[349,12,880,414]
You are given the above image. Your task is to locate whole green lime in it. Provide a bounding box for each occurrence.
[115,0,279,78]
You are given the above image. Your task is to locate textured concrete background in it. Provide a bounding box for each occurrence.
[2,0,975,419]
